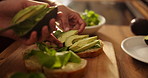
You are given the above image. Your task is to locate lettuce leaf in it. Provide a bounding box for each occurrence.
[25,42,81,69]
[10,72,45,78]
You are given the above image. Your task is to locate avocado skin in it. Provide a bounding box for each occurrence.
[145,40,148,45]
[22,7,58,38]
[131,18,148,35]
[144,36,148,45]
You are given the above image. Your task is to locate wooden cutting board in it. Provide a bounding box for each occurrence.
[0,41,119,78]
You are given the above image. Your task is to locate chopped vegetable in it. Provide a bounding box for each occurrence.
[24,42,81,69]
[81,10,100,26]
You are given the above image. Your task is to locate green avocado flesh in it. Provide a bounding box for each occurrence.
[0,5,58,38]
[12,5,48,24]
[58,30,78,43]
[69,36,97,51]
[74,40,100,52]
[55,30,102,52]
[65,35,89,47]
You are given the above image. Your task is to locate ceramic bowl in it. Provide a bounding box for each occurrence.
[81,15,106,35]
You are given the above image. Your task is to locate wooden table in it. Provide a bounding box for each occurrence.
[96,25,148,78]
[1,25,148,78]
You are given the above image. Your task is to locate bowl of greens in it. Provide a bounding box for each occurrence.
[81,10,106,35]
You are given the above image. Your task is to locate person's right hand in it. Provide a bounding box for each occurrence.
[0,0,62,46]
[56,5,86,33]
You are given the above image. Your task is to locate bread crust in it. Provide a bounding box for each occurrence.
[76,48,103,58]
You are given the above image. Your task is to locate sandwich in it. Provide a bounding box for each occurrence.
[54,30,104,58]
[23,42,87,78]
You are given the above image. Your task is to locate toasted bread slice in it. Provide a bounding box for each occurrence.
[23,44,87,78]
[23,44,42,72]
[76,40,104,58]
[76,47,103,58]
[24,56,42,72]
[43,59,87,78]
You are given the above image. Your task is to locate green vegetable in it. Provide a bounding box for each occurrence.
[24,42,81,69]
[10,72,45,78]
[53,30,64,38]
[68,51,81,63]
[0,5,58,38]
[56,47,68,52]
[81,10,100,26]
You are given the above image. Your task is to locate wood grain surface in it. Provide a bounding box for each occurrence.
[0,41,119,78]
[96,25,148,78]
[0,25,148,78]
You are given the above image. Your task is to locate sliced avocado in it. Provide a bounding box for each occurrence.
[23,6,58,38]
[0,5,58,38]
[58,30,78,43]
[69,36,97,51]
[12,4,48,24]
[65,35,89,47]
[74,40,100,52]
[144,36,148,45]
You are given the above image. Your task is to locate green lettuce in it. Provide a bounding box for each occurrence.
[81,10,100,26]
[24,42,81,69]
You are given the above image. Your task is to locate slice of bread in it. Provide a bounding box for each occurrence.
[23,44,42,72]
[43,59,87,78]
[76,40,104,58]
[23,44,87,78]
[24,56,42,72]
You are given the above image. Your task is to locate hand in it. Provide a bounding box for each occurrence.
[57,5,86,33]
[23,18,62,47]
[0,0,62,46]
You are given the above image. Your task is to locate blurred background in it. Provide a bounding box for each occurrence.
[55,0,148,25]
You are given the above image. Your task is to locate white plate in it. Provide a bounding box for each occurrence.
[121,36,148,63]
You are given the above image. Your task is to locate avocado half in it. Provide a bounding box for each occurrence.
[24,6,58,38]
[144,36,148,45]
[0,5,58,38]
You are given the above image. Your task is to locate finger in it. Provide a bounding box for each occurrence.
[78,19,86,33]
[72,24,80,30]
[39,26,49,42]
[62,17,70,31]
[49,18,57,32]
[24,31,37,45]
[57,11,63,18]
[57,15,70,31]
[56,19,63,30]
[47,33,63,47]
